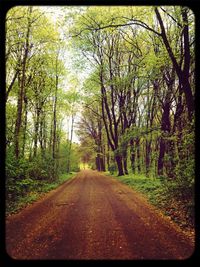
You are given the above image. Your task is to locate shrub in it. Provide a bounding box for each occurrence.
[27,154,58,181]
[108,164,117,174]
[6,149,59,202]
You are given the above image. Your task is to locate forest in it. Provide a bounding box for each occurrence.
[6,6,195,233]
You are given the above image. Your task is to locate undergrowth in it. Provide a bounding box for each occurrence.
[6,172,76,215]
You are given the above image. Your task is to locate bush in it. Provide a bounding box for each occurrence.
[6,149,30,200]
[6,149,29,180]
[6,149,58,202]
[108,164,117,174]
[27,155,57,181]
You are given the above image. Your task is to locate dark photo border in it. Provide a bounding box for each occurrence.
[1,1,199,266]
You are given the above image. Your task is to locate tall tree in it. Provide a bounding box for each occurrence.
[14,7,33,159]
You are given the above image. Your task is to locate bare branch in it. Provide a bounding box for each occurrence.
[160,7,182,28]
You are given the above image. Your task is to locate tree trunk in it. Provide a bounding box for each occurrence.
[115,155,124,176]
[158,137,165,176]
[39,110,46,156]
[67,113,74,173]
[96,154,105,172]
[107,142,110,170]
[165,139,176,179]
[96,155,101,171]
[33,108,40,158]
[14,67,25,159]
[100,156,105,171]
[6,69,19,102]
[130,139,136,173]
[22,96,28,157]
[122,148,128,175]
[52,74,58,159]
[14,7,32,159]
[136,137,141,173]
[102,143,106,171]
[145,140,151,177]
[49,116,53,154]
[155,7,194,119]
[157,100,171,176]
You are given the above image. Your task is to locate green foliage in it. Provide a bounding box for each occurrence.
[171,123,194,191]
[6,149,30,201]
[6,7,82,216]
[6,148,58,200]
[6,169,76,215]
[115,174,162,201]
[6,149,25,180]
[108,164,117,175]
[58,141,81,173]
[28,155,57,181]
[6,144,80,214]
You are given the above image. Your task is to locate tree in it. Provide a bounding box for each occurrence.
[70,5,194,181]
[154,7,194,120]
[6,6,80,189]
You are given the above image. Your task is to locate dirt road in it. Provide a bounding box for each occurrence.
[6,170,194,260]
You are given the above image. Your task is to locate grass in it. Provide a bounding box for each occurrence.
[6,172,76,215]
[107,172,194,234]
[111,173,166,207]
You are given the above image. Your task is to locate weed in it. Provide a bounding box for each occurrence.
[6,172,76,215]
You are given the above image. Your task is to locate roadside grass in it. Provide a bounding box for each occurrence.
[108,172,166,207]
[106,172,194,234]
[6,172,76,215]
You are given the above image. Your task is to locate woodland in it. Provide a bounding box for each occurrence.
[6,6,195,231]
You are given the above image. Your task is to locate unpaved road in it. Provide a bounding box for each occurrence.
[6,170,194,260]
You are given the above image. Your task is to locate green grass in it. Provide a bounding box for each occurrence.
[110,173,166,208]
[6,172,76,215]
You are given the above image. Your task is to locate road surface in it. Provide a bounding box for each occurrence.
[6,170,194,259]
